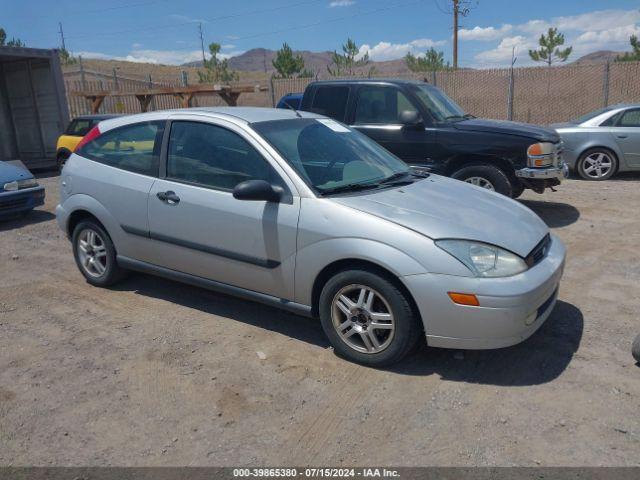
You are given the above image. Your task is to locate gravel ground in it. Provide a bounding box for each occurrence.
[0,173,639,467]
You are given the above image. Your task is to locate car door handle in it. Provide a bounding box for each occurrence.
[616,135,628,139]
[156,190,180,205]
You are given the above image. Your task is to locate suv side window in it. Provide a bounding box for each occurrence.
[167,121,283,191]
[618,109,640,127]
[310,86,349,121]
[354,86,418,124]
[78,121,164,176]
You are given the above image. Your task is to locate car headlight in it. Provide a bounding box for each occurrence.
[527,142,554,167]
[435,239,528,277]
[3,178,38,191]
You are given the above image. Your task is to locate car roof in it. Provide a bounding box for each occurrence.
[97,107,323,131]
[73,114,121,121]
[308,78,429,87]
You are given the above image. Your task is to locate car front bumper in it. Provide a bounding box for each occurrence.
[402,233,566,349]
[0,185,45,219]
[516,162,569,180]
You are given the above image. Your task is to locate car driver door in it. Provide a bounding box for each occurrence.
[146,116,300,301]
[610,108,640,167]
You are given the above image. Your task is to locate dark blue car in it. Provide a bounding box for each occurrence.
[0,161,45,219]
[276,92,303,111]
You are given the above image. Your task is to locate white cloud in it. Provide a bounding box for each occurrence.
[329,0,355,6]
[472,8,640,66]
[473,36,534,64]
[75,48,243,65]
[358,38,446,61]
[459,24,512,41]
[168,14,208,24]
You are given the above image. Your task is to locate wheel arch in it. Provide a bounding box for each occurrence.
[444,154,516,178]
[309,258,421,325]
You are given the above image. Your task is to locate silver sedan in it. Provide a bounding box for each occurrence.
[553,104,640,180]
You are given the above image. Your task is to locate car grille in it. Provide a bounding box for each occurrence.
[525,234,551,268]
[0,197,29,211]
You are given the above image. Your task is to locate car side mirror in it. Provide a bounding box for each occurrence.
[233,179,283,203]
[399,110,423,128]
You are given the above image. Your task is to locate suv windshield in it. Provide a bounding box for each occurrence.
[410,84,466,122]
[252,118,412,195]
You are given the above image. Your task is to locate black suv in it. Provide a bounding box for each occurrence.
[298,79,568,197]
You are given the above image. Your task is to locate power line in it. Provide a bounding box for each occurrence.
[4,0,172,20]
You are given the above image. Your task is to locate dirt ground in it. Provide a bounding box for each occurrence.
[1,173,639,467]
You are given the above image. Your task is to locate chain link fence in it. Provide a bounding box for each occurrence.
[64,61,640,125]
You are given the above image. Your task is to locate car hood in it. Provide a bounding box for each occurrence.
[0,161,34,183]
[332,175,548,258]
[453,118,560,142]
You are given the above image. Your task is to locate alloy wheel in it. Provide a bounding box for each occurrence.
[464,176,495,190]
[77,229,108,278]
[331,284,395,354]
[583,152,613,179]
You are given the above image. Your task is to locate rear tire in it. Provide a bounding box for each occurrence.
[576,148,617,181]
[72,220,127,287]
[451,163,513,197]
[319,269,422,367]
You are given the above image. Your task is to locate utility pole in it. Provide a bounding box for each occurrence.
[58,22,66,51]
[452,0,459,69]
[198,23,206,65]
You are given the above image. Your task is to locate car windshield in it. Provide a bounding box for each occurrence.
[410,84,466,122]
[570,106,617,124]
[252,118,412,195]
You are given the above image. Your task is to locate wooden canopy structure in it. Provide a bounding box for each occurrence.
[73,84,267,113]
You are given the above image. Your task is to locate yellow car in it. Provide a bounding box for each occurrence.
[56,115,119,170]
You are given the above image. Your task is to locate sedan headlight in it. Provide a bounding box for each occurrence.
[3,178,38,191]
[527,142,554,167]
[436,239,528,277]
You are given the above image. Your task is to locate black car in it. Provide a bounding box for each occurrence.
[298,79,568,197]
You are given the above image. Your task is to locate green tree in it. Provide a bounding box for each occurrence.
[272,42,306,78]
[528,27,572,66]
[616,35,640,62]
[197,42,239,84]
[405,48,450,73]
[327,38,373,77]
[59,48,77,65]
[0,27,25,47]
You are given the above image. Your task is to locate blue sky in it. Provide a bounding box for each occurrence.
[3,0,639,67]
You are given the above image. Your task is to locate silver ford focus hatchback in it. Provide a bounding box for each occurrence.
[57,107,566,366]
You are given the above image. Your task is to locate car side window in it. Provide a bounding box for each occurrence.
[310,86,349,121]
[166,121,283,191]
[78,121,164,176]
[618,109,640,127]
[66,119,92,136]
[354,86,418,124]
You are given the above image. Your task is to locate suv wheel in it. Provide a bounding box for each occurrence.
[633,334,640,363]
[72,220,127,287]
[577,148,617,181]
[452,164,513,197]
[319,269,421,367]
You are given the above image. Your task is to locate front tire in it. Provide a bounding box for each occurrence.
[576,148,617,181]
[451,163,513,197]
[72,220,127,287]
[633,334,640,363]
[319,269,422,367]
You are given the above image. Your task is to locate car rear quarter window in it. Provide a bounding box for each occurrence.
[310,86,349,121]
[166,121,283,191]
[66,119,92,136]
[77,121,164,176]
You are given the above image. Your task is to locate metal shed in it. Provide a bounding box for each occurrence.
[0,46,69,169]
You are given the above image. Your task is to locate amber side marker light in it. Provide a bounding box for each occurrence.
[448,292,480,306]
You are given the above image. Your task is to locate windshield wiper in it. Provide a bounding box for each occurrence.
[444,115,465,122]
[317,181,382,196]
[463,113,476,119]
[378,171,416,185]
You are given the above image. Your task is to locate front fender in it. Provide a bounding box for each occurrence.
[293,237,428,305]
